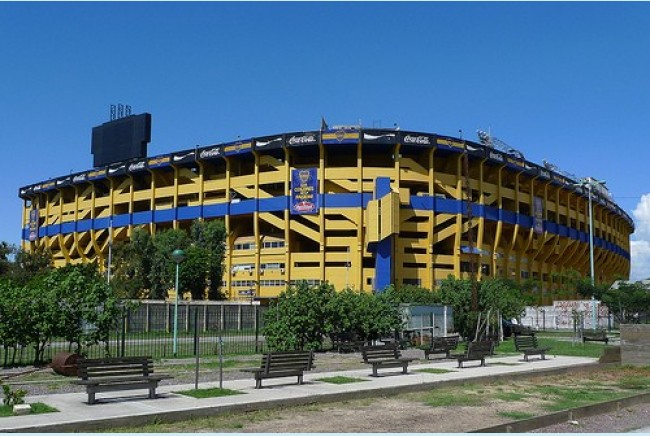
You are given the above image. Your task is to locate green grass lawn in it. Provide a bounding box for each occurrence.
[495,337,608,358]
[316,376,368,384]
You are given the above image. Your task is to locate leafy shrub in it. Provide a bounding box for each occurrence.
[262,283,402,351]
[2,384,26,407]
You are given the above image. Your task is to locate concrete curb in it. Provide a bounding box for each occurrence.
[473,392,650,433]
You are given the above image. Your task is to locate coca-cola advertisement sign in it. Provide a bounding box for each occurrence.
[128,160,148,173]
[286,132,319,147]
[198,146,222,160]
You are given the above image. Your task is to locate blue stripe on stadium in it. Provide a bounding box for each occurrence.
[22,194,630,260]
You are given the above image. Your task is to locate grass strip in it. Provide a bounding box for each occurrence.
[415,368,456,374]
[174,387,244,399]
[498,411,536,420]
[316,376,368,384]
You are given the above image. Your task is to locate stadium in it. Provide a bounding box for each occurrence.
[19,114,634,302]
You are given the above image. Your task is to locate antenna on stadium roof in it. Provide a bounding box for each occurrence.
[109,103,132,121]
[393,123,400,131]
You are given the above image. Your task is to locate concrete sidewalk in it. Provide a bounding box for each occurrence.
[1,355,598,432]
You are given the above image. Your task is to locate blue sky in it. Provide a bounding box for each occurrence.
[2,2,650,279]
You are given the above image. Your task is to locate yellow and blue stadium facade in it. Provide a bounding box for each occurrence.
[19,127,633,302]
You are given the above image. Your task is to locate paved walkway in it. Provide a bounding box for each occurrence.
[2,355,598,432]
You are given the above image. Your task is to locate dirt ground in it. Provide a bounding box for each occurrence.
[209,398,544,433]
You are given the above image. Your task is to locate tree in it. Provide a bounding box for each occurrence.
[436,276,475,339]
[177,244,209,300]
[112,220,226,300]
[597,281,650,324]
[1,247,52,286]
[21,275,59,365]
[262,282,336,351]
[149,228,191,299]
[41,263,122,355]
[479,278,526,321]
[0,242,14,277]
[326,289,401,343]
[111,228,154,298]
[0,280,32,366]
[380,284,440,306]
[191,220,227,300]
[435,276,528,340]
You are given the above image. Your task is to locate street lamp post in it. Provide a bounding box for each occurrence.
[574,177,604,331]
[172,249,186,357]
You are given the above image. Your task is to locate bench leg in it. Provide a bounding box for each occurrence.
[524,354,529,362]
[481,357,485,367]
[88,392,96,405]
[540,352,546,360]
[372,365,378,377]
[402,363,408,374]
[255,377,262,389]
[149,387,156,399]
[298,374,303,385]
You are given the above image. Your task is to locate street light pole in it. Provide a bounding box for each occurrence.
[172,249,186,357]
[586,180,597,331]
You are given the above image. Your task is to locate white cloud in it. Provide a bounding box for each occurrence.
[630,240,650,281]
[632,194,650,241]
[630,194,650,281]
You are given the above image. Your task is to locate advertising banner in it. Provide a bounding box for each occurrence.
[127,158,148,174]
[29,209,39,242]
[197,145,222,160]
[533,196,544,234]
[87,168,108,181]
[107,162,127,177]
[254,135,284,151]
[322,129,359,145]
[291,168,319,215]
[223,140,252,156]
[285,131,319,147]
[172,149,196,166]
[435,135,464,151]
[362,130,398,145]
[147,155,171,169]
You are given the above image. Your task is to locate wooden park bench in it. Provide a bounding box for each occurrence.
[582,330,609,344]
[512,324,536,337]
[453,340,494,368]
[72,356,173,405]
[422,335,460,360]
[514,335,551,361]
[361,344,414,377]
[242,350,314,389]
[331,332,366,353]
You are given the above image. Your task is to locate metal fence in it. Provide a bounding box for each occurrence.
[1,300,269,367]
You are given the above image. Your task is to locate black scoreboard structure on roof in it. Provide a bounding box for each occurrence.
[19,122,633,302]
[91,113,152,168]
